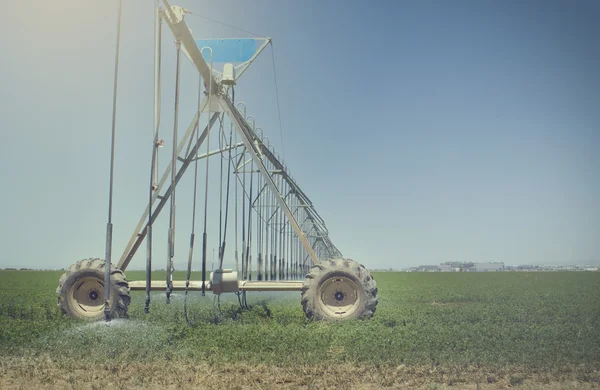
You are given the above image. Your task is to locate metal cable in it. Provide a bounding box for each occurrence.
[283,181,287,280]
[264,159,270,281]
[104,0,123,322]
[241,147,246,280]
[218,116,225,260]
[235,291,243,308]
[279,195,284,280]
[153,10,163,187]
[184,73,204,326]
[242,291,248,309]
[257,152,263,281]
[201,49,213,296]
[218,113,235,270]
[234,130,239,274]
[166,39,182,304]
[270,43,286,161]
[145,0,163,316]
[271,185,276,281]
[246,156,253,281]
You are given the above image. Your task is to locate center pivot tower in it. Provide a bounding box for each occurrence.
[56,0,378,322]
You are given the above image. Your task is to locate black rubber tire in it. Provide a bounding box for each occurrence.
[56,258,130,320]
[301,258,378,321]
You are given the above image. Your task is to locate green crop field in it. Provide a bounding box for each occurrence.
[0,270,599,389]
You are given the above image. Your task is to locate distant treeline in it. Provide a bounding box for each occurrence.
[0,268,62,271]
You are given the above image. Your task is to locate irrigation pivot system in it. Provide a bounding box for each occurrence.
[56,1,378,322]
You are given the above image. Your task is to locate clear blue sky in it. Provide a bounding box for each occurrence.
[0,0,598,270]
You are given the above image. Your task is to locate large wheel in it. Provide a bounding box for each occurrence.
[56,258,130,320]
[301,258,378,320]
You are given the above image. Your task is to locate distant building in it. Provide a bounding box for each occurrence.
[418,265,439,272]
[472,262,504,272]
[438,264,453,272]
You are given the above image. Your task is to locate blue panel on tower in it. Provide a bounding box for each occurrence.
[195,39,258,63]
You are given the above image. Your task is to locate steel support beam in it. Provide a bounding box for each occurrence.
[128,279,303,292]
[117,111,220,270]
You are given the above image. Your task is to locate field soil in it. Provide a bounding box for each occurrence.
[1,358,598,389]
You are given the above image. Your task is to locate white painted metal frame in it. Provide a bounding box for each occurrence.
[118,2,341,273]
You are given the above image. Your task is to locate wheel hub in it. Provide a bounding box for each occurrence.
[319,276,360,319]
[68,277,105,318]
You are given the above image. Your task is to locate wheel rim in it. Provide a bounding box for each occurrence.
[318,276,361,319]
[68,276,105,318]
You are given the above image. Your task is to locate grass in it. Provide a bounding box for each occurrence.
[0,270,599,388]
